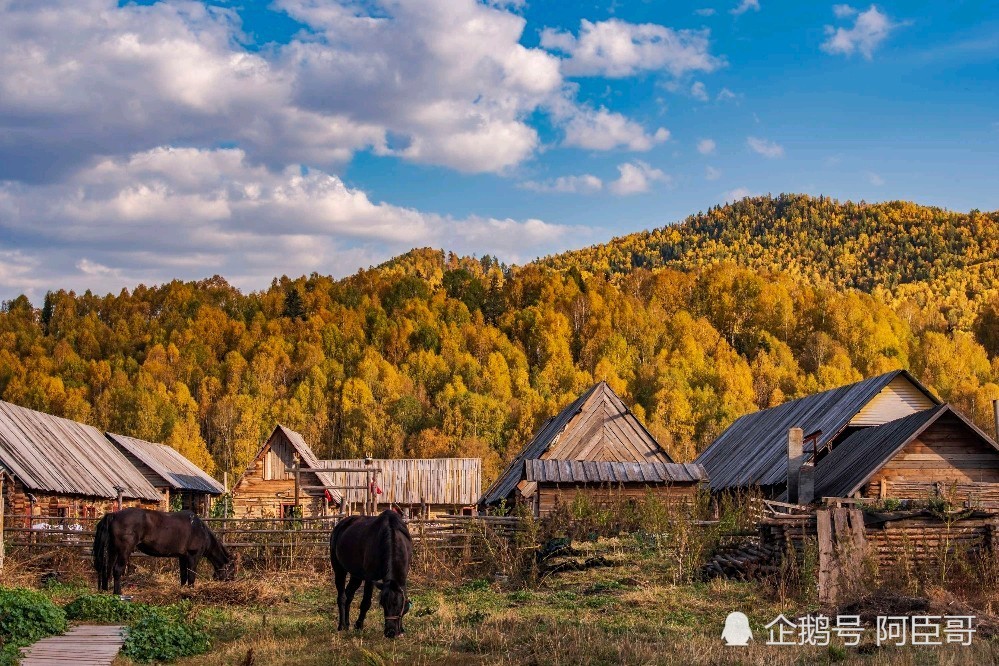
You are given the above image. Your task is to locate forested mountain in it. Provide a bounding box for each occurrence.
[1,194,998,485]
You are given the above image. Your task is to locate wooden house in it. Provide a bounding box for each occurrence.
[0,400,162,522]
[696,370,941,498]
[106,433,225,515]
[481,382,707,515]
[318,458,481,518]
[231,425,342,518]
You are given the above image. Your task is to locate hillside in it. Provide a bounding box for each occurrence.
[1,194,998,484]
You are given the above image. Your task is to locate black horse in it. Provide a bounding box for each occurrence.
[330,510,412,638]
[93,508,235,595]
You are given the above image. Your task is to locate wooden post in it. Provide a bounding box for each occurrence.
[0,469,6,575]
[787,428,804,504]
[292,454,301,512]
[993,400,999,444]
[114,486,124,512]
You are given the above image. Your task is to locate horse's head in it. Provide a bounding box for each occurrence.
[376,580,409,638]
[213,555,237,581]
[207,531,237,581]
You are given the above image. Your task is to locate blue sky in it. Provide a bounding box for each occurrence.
[0,0,996,301]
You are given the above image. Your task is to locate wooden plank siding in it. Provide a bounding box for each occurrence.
[536,483,699,516]
[850,375,937,426]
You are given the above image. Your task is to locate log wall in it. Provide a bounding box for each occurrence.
[536,482,699,516]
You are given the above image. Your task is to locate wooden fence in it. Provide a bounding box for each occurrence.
[0,514,524,568]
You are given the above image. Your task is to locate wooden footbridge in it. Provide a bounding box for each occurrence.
[20,625,126,666]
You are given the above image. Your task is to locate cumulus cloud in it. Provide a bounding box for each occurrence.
[0,147,582,300]
[540,19,724,78]
[608,161,671,195]
[822,5,899,59]
[519,174,603,194]
[716,87,738,102]
[747,136,785,158]
[691,81,709,101]
[723,187,753,201]
[867,171,885,186]
[558,105,671,151]
[0,0,574,179]
[697,139,717,155]
[706,166,722,180]
[731,0,760,16]
[694,8,717,16]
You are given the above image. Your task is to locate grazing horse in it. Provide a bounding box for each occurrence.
[330,510,412,638]
[93,508,235,595]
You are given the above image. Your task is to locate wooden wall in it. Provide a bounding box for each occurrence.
[535,482,699,516]
[1,476,158,522]
[231,454,327,518]
[863,413,999,501]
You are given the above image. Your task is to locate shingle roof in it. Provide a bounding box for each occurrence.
[481,382,674,504]
[812,404,999,499]
[0,400,162,501]
[695,370,940,492]
[106,432,225,495]
[525,459,707,485]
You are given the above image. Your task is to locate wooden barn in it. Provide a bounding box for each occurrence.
[106,433,225,515]
[481,382,707,515]
[318,458,481,518]
[231,425,341,518]
[0,400,162,522]
[696,370,942,499]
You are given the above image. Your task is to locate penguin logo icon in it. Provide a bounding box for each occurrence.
[722,612,753,646]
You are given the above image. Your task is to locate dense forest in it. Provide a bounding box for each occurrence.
[1,194,998,485]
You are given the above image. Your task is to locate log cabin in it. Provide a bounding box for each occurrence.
[480,382,707,515]
[231,425,341,518]
[106,432,225,515]
[0,400,162,523]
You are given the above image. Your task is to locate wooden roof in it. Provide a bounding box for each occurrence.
[525,459,707,485]
[0,400,162,501]
[106,432,225,495]
[695,370,941,492]
[812,404,999,500]
[481,382,675,504]
[319,458,481,505]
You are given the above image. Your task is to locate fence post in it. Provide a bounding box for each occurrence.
[0,468,6,574]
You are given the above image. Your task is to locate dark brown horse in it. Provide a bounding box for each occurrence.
[93,508,235,595]
[330,510,412,638]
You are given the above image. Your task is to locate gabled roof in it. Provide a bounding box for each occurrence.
[813,404,999,499]
[0,400,162,501]
[525,459,707,485]
[482,381,675,504]
[106,432,225,495]
[243,425,342,504]
[696,370,941,492]
[318,458,481,505]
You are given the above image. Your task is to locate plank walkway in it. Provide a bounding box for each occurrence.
[20,625,126,666]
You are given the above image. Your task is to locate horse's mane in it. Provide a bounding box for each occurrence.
[377,510,411,582]
[193,514,231,564]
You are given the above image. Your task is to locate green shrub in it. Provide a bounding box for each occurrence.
[0,587,68,665]
[122,611,210,663]
[64,594,147,623]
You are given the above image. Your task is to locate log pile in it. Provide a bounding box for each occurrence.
[700,534,782,581]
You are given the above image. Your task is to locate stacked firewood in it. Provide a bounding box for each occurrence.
[700,537,782,581]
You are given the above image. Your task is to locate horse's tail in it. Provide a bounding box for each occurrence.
[93,512,115,589]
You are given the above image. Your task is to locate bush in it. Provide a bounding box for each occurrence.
[122,611,211,663]
[0,587,67,664]
[64,594,146,623]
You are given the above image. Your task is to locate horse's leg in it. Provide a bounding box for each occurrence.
[342,576,362,631]
[354,580,373,630]
[112,551,128,596]
[187,556,199,587]
[334,562,348,631]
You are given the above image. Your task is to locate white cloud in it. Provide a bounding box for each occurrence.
[697,139,717,155]
[723,187,753,201]
[559,105,671,151]
[867,171,885,186]
[691,81,709,101]
[822,5,899,59]
[706,166,722,180]
[747,136,784,158]
[716,87,738,102]
[731,0,761,16]
[833,4,858,18]
[519,174,603,194]
[694,8,717,16]
[0,0,576,179]
[608,161,671,195]
[0,146,582,300]
[540,19,724,78]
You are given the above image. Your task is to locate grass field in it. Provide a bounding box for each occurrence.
[6,535,999,666]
